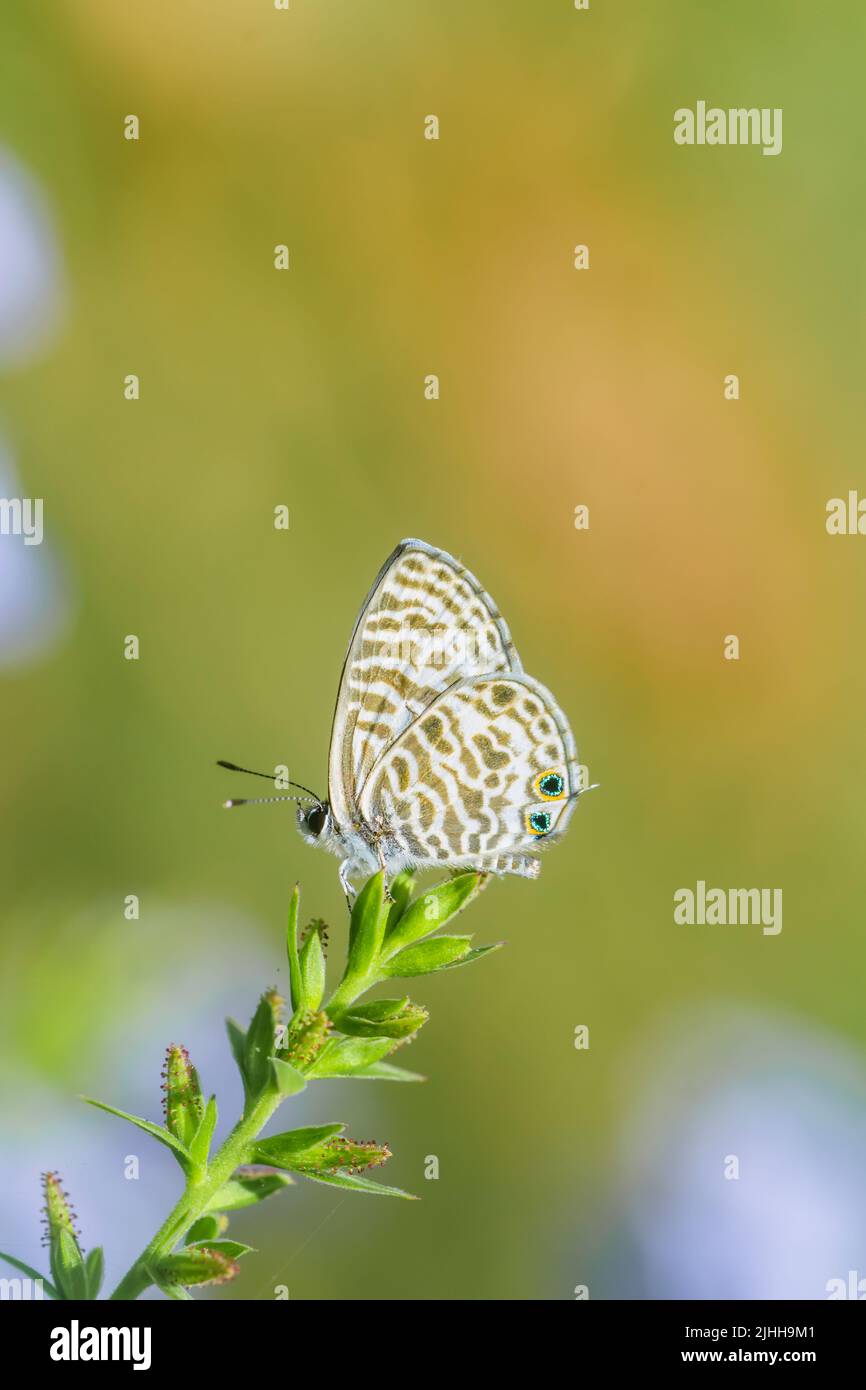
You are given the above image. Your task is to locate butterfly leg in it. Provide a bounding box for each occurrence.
[339,858,358,911]
[375,842,396,901]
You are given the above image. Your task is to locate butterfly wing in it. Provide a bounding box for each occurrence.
[357,672,580,871]
[328,538,522,830]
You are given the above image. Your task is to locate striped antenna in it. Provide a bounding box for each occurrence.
[216,759,321,803]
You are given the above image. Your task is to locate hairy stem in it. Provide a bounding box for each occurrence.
[109,1090,283,1301]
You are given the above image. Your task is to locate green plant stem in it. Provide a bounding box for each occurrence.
[325,975,369,1016]
[112,974,377,1299]
[109,1090,283,1301]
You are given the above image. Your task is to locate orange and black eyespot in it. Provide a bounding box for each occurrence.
[535,770,566,800]
[526,809,552,837]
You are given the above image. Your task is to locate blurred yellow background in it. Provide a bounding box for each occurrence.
[2,1,865,1299]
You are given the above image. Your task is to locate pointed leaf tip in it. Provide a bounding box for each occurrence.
[380,874,482,959]
[82,1097,192,1171]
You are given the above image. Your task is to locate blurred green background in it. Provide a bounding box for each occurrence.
[2,0,865,1299]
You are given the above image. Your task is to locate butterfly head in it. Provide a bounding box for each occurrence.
[296,800,332,846]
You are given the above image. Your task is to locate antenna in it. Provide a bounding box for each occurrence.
[223,794,312,809]
[216,759,321,803]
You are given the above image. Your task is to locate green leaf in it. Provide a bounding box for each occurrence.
[347,997,409,1020]
[158,1281,194,1301]
[385,872,415,933]
[380,935,473,977]
[349,1060,426,1082]
[185,1215,224,1243]
[252,1124,345,1168]
[332,997,428,1039]
[345,869,388,980]
[189,1095,218,1171]
[226,1017,247,1084]
[297,925,326,1012]
[82,1097,191,1171]
[51,1227,89,1301]
[0,1251,58,1298]
[243,990,283,1105]
[187,1239,254,1260]
[271,1057,307,1097]
[252,1117,343,1162]
[381,874,481,959]
[306,1036,394,1079]
[84,1247,105,1301]
[287,883,303,1012]
[301,1170,418,1199]
[204,1170,294,1212]
[435,943,504,970]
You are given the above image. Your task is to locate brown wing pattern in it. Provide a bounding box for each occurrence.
[327,539,522,829]
[358,673,580,869]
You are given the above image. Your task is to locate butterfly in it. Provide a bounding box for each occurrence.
[221,538,586,900]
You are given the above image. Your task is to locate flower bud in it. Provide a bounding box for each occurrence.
[332,997,429,1040]
[154,1245,239,1288]
[283,1008,331,1068]
[161,1044,204,1149]
[42,1171,88,1300]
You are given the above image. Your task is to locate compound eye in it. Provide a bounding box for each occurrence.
[306,805,326,837]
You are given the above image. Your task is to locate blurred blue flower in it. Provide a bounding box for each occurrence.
[615,1002,866,1299]
[0,148,64,366]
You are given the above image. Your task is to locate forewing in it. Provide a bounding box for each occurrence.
[328,539,522,828]
[358,673,579,867]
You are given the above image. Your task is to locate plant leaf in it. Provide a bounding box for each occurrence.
[287,884,303,1012]
[306,1036,394,1079]
[345,997,409,1021]
[252,1124,345,1168]
[51,1227,89,1301]
[385,872,415,933]
[380,935,473,977]
[297,926,326,1012]
[301,1170,418,1199]
[435,943,504,970]
[204,1170,294,1212]
[189,1095,218,1171]
[84,1246,105,1300]
[345,869,388,981]
[159,1281,194,1301]
[185,1215,224,1243]
[271,1057,307,1097]
[81,1097,191,1170]
[225,1017,247,1086]
[0,1251,58,1298]
[381,874,481,958]
[243,991,283,1104]
[347,1060,426,1083]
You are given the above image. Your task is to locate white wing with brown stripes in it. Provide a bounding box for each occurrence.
[357,672,580,874]
[327,538,522,829]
